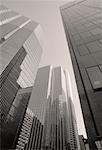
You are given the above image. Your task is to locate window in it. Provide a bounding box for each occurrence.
[77,45,89,55]
[87,66,102,90]
[87,41,102,53]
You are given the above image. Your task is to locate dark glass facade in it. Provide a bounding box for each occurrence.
[60,0,102,149]
[1,88,32,149]
[1,47,26,122]
[1,5,43,149]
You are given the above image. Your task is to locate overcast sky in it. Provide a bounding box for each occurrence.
[2,0,87,138]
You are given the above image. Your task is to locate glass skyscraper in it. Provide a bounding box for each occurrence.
[1,5,43,149]
[25,66,51,150]
[60,0,102,149]
[25,66,81,150]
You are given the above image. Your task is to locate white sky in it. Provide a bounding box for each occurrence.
[2,0,87,138]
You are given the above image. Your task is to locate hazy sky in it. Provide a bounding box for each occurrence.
[2,0,87,137]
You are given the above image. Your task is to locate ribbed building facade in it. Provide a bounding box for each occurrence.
[1,5,43,149]
[24,66,81,150]
[25,115,43,150]
[60,0,102,149]
[16,108,34,150]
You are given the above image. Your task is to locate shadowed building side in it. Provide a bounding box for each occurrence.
[60,0,102,149]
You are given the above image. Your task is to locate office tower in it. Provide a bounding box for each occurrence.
[25,65,52,150]
[42,67,80,150]
[2,87,32,149]
[16,108,34,150]
[1,5,43,149]
[60,0,102,149]
[25,66,80,150]
[25,115,43,150]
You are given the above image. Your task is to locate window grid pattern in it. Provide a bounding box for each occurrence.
[16,108,33,150]
[61,0,102,148]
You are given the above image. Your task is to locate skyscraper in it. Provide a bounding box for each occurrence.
[25,65,52,150]
[60,0,102,149]
[16,108,34,150]
[1,5,43,149]
[25,66,81,150]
